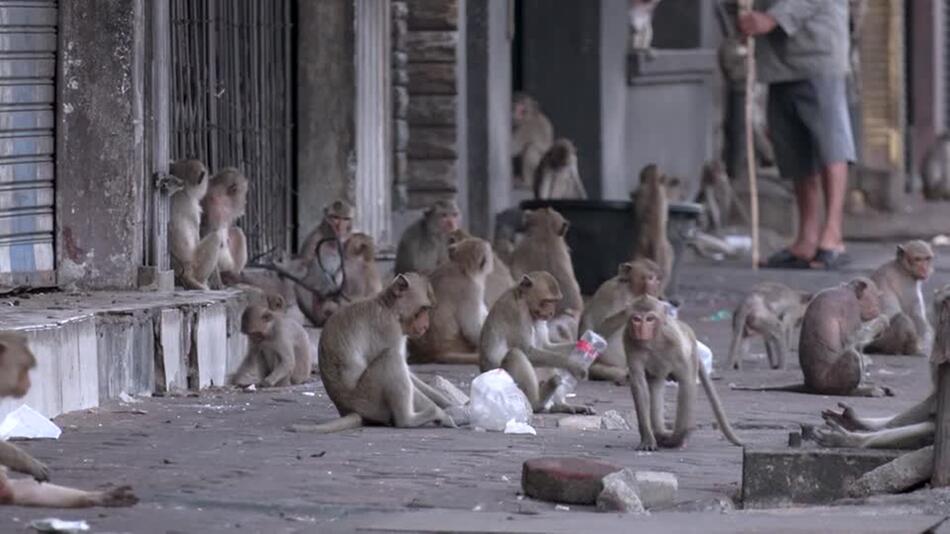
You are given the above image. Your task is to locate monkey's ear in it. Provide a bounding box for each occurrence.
[557,220,570,237]
[618,262,633,278]
[519,274,534,289]
[897,244,906,258]
[851,279,869,298]
[266,294,286,312]
[392,274,411,293]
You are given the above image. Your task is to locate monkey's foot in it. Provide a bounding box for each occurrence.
[821,402,866,431]
[96,485,139,507]
[636,438,658,452]
[814,422,867,448]
[549,403,595,415]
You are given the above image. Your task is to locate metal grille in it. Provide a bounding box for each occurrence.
[169,0,295,258]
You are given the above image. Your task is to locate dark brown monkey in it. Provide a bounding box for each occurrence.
[231,295,313,387]
[479,272,592,414]
[623,296,743,450]
[168,158,221,290]
[292,274,461,432]
[447,228,514,307]
[866,240,935,356]
[631,164,673,292]
[512,93,554,189]
[732,278,893,397]
[394,199,461,276]
[408,238,493,365]
[200,167,249,284]
[533,138,587,200]
[0,333,137,507]
[728,282,811,370]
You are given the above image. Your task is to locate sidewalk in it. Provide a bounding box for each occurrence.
[3,240,950,533]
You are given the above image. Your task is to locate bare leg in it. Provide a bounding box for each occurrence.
[816,161,848,253]
[649,377,670,441]
[6,478,137,508]
[502,349,590,414]
[788,173,822,260]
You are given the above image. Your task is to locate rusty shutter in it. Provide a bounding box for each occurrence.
[859,0,905,170]
[0,1,57,289]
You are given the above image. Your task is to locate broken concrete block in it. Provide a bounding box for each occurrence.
[634,471,678,509]
[742,447,903,508]
[596,470,646,514]
[557,415,602,431]
[601,410,631,431]
[428,375,469,406]
[848,446,934,498]
[522,457,621,505]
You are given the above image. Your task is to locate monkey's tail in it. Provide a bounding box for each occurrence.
[727,305,750,369]
[729,383,808,393]
[287,413,363,434]
[698,366,744,447]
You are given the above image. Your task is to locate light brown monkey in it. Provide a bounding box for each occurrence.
[509,208,583,340]
[0,333,137,508]
[238,271,309,327]
[168,158,222,290]
[815,285,950,449]
[448,228,514,307]
[622,296,743,450]
[732,278,893,397]
[865,240,935,356]
[299,200,354,262]
[408,238,493,365]
[341,232,383,301]
[394,199,461,275]
[201,167,249,284]
[728,282,811,370]
[631,164,673,292]
[533,139,587,200]
[292,274,461,432]
[231,295,312,387]
[512,93,554,189]
[479,272,592,414]
[581,259,663,383]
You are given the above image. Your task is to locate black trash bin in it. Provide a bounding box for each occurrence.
[514,199,703,297]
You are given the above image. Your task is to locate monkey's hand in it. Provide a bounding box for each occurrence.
[821,402,863,432]
[28,458,50,482]
[567,361,589,381]
[437,412,458,429]
[636,436,658,452]
[814,421,866,449]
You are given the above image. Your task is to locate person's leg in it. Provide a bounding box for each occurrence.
[818,161,848,253]
[790,173,822,259]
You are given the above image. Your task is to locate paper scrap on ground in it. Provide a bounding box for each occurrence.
[29,518,90,533]
[0,404,62,441]
[504,419,536,435]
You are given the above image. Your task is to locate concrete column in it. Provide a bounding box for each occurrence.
[56,0,146,290]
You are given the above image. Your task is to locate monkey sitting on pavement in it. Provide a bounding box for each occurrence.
[290,274,462,432]
[448,229,514,308]
[0,333,138,508]
[394,199,461,276]
[479,271,593,415]
[865,240,935,356]
[231,294,313,388]
[728,282,811,370]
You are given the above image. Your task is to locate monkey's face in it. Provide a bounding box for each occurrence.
[899,242,934,281]
[406,306,431,339]
[519,272,562,321]
[512,101,526,125]
[241,305,276,342]
[629,311,661,341]
[438,210,460,234]
[387,273,434,338]
[0,335,35,398]
[326,214,353,240]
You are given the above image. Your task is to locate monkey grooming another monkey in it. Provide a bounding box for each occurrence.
[631,164,673,293]
[409,238,493,365]
[728,282,811,370]
[168,158,222,290]
[394,199,461,276]
[0,333,138,508]
[623,296,743,450]
[231,295,313,388]
[512,93,554,189]
[200,167,249,285]
[292,274,460,433]
[510,208,584,341]
[479,272,593,415]
[865,240,935,356]
[580,259,663,383]
[448,228,514,307]
[533,139,587,200]
[732,278,893,397]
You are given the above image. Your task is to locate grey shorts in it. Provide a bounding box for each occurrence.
[767,76,856,180]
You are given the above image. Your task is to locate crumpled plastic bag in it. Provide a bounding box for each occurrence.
[0,405,62,441]
[469,369,533,432]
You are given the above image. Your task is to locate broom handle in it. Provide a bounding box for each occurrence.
[738,0,760,269]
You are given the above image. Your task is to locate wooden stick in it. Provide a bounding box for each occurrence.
[738,0,760,270]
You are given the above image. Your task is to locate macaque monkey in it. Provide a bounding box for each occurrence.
[448,228,514,307]
[623,296,743,450]
[632,164,673,293]
[394,199,461,276]
[509,208,583,341]
[728,282,811,370]
[629,0,662,54]
[479,272,593,414]
[168,158,221,290]
[865,241,935,356]
[408,238,493,364]
[0,333,137,508]
[533,139,587,200]
[341,232,383,301]
[293,274,461,432]
[201,167,249,284]
[512,93,554,189]
[815,285,950,449]
[921,133,950,201]
[239,271,308,327]
[695,161,748,233]
[732,278,894,397]
[300,200,354,262]
[231,295,312,387]
[580,260,663,383]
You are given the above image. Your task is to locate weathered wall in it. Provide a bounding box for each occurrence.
[296,0,356,249]
[56,0,146,289]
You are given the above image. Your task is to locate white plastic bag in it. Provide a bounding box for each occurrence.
[696,341,713,377]
[469,369,532,432]
[0,405,62,441]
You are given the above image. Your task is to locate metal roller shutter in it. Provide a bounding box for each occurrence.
[0,0,57,289]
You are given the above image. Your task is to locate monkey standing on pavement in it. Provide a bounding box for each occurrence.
[728,282,811,370]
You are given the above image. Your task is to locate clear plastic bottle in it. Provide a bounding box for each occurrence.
[543,330,608,410]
